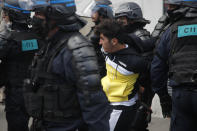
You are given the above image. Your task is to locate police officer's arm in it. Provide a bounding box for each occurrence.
[73,61,110,131]
[0,38,11,86]
[151,28,172,118]
[0,38,10,61]
[151,28,170,96]
[62,44,110,131]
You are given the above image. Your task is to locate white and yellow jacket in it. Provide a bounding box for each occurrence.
[101,45,149,104]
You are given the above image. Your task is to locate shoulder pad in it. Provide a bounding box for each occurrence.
[151,15,170,38]
[134,29,150,41]
[67,33,93,50]
[158,14,169,23]
[67,32,101,94]
[185,8,197,18]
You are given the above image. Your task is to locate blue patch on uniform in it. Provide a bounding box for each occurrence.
[22,39,38,51]
[178,24,197,38]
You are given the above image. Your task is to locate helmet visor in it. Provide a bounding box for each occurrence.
[18,0,48,10]
[18,0,76,11]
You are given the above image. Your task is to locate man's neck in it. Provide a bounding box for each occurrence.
[112,43,126,53]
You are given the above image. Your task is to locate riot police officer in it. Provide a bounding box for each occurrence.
[87,0,113,39]
[151,0,197,130]
[151,0,182,118]
[152,0,181,48]
[86,0,113,78]
[115,2,150,38]
[115,2,154,112]
[20,0,110,131]
[0,0,44,131]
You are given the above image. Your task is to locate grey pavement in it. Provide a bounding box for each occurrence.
[0,104,170,131]
[0,104,7,131]
[148,117,170,131]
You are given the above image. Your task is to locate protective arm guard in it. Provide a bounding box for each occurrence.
[151,13,170,39]
[67,33,101,96]
[67,33,110,131]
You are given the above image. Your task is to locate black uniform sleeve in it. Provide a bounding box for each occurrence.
[64,34,111,131]
[0,39,10,86]
[0,38,10,60]
[151,28,172,118]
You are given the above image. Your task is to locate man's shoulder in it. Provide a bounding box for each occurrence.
[115,47,140,65]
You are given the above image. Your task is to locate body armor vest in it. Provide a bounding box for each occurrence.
[133,28,150,42]
[153,7,192,62]
[169,17,197,85]
[4,31,42,86]
[24,32,101,122]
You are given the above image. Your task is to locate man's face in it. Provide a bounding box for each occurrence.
[117,16,128,26]
[2,10,10,23]
[167,4,178,11]
[91,12,99,23]
[99,33,113,53]
[31,11,48,36]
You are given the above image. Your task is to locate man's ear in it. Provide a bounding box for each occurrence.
[111,38,118,46]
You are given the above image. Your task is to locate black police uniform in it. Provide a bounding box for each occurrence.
[151,13,173,118]
[24,26,111,131]
[151,6,197,131]
[0,24,43,131]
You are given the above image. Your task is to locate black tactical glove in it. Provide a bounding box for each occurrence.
[30,119,46,131]
[131,102,152,131]
[159,94,172,118]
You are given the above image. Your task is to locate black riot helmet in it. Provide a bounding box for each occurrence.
[165,0,178,4]
[115,2,149,24]
[91,0,113,19]
[19,0,83,25]
[166,0,197,8]
[1,0,30,24]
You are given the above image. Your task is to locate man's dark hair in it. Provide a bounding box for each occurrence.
[95,19,127,44]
